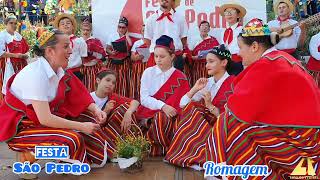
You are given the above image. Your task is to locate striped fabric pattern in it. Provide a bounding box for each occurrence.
[8,114,109,166]
[146,111,175,156]
[129,62,147,100]
[102,103,139,158]
[206,111,320,179]
[165,102,216,167]
[190,61,208,86]
[81,63,102,93]
[106,59,131,97]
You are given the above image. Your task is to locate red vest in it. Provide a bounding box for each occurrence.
[136,69,190,119]
[0,70,94,142]
[211,76,235,113]
[306,46,320,72]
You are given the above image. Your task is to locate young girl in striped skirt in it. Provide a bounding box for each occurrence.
[136,35,190,156]
[90,68,140,157]
[0,30,110,168]
[165,44,234,169]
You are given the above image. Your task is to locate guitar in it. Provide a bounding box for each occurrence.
[278,12,320,39]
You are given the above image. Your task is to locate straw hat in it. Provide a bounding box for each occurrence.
[219,1,247,18]
[53,13,77,33]
[273,0,294,15]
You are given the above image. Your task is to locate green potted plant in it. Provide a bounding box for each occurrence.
[113,124,150,173]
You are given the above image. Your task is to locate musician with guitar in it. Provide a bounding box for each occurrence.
[268,0,307,57]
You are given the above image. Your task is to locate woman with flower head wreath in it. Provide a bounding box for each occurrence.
[205,19,320,179]
[0,29,112,169]
[0,14,29,97]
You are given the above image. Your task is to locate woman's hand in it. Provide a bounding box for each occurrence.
[103,100,116,114]
[121,110,133,132]
[15,53,29,59]
[161,104,177,118]
[203,91,212,107]
[193,78,208,92]
[93,108,107,125]
[80,122,101,134]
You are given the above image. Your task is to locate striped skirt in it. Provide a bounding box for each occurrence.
[106,59,131,98]
[140,111,177,157]
[102,103,139,158]
[205,111,320,179]
[190,61,208,86]
[129,62,147,100]
[81,63,102,92]
[165,102,216,168]
[7,113,109,167]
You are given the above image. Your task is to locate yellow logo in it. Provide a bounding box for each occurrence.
[289,157,318,179]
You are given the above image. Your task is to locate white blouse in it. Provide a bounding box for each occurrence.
[10,57,65,105]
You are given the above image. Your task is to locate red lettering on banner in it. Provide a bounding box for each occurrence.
[185,9,196,26]
[184,6,227,28]
[146,11,155,18]
[185,0,194,6]
[145,0,158,7]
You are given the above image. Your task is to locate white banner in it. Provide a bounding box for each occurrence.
[92,0,267,46]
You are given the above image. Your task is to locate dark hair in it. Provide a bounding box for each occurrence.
[4,17,16,25]
[208,45,233,74]
[238,33,280,49]
[96,69,117,80]
[33,30,65,57]
[199,20,210,28]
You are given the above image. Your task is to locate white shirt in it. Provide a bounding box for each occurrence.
[140,66,176,110]
[309,32,320,60]
[90,91,108,109]
[67,35,87,69]
[10,57,65,105]
[268,19,301,50]
[131,39,144,52]
[144,9,188,53]
[0,30,23,56]
[218,23,242,55]
[180,72,230,108]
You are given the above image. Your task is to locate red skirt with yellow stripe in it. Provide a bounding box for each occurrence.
[106,59,131,98]
[140,111,178,157]
[7,113,108,166]
[102,103,139,158]
[164,102,216,168]
[129,61,147,100]
[205,111,320,179]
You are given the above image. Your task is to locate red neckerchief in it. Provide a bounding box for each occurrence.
[156,10,174,22]
[277,16,290,24]
[223,23,241,45]
[70,35,77,48]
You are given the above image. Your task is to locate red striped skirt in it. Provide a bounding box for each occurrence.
[81,63,102,92]
[165,102,216,168]
[205,111,320,179]
[106,59,131,98]
[140,111,177,157]
[129,62,147,100]
[7,113,109,166]
[190,61,208,86]
[102,103,139,158]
